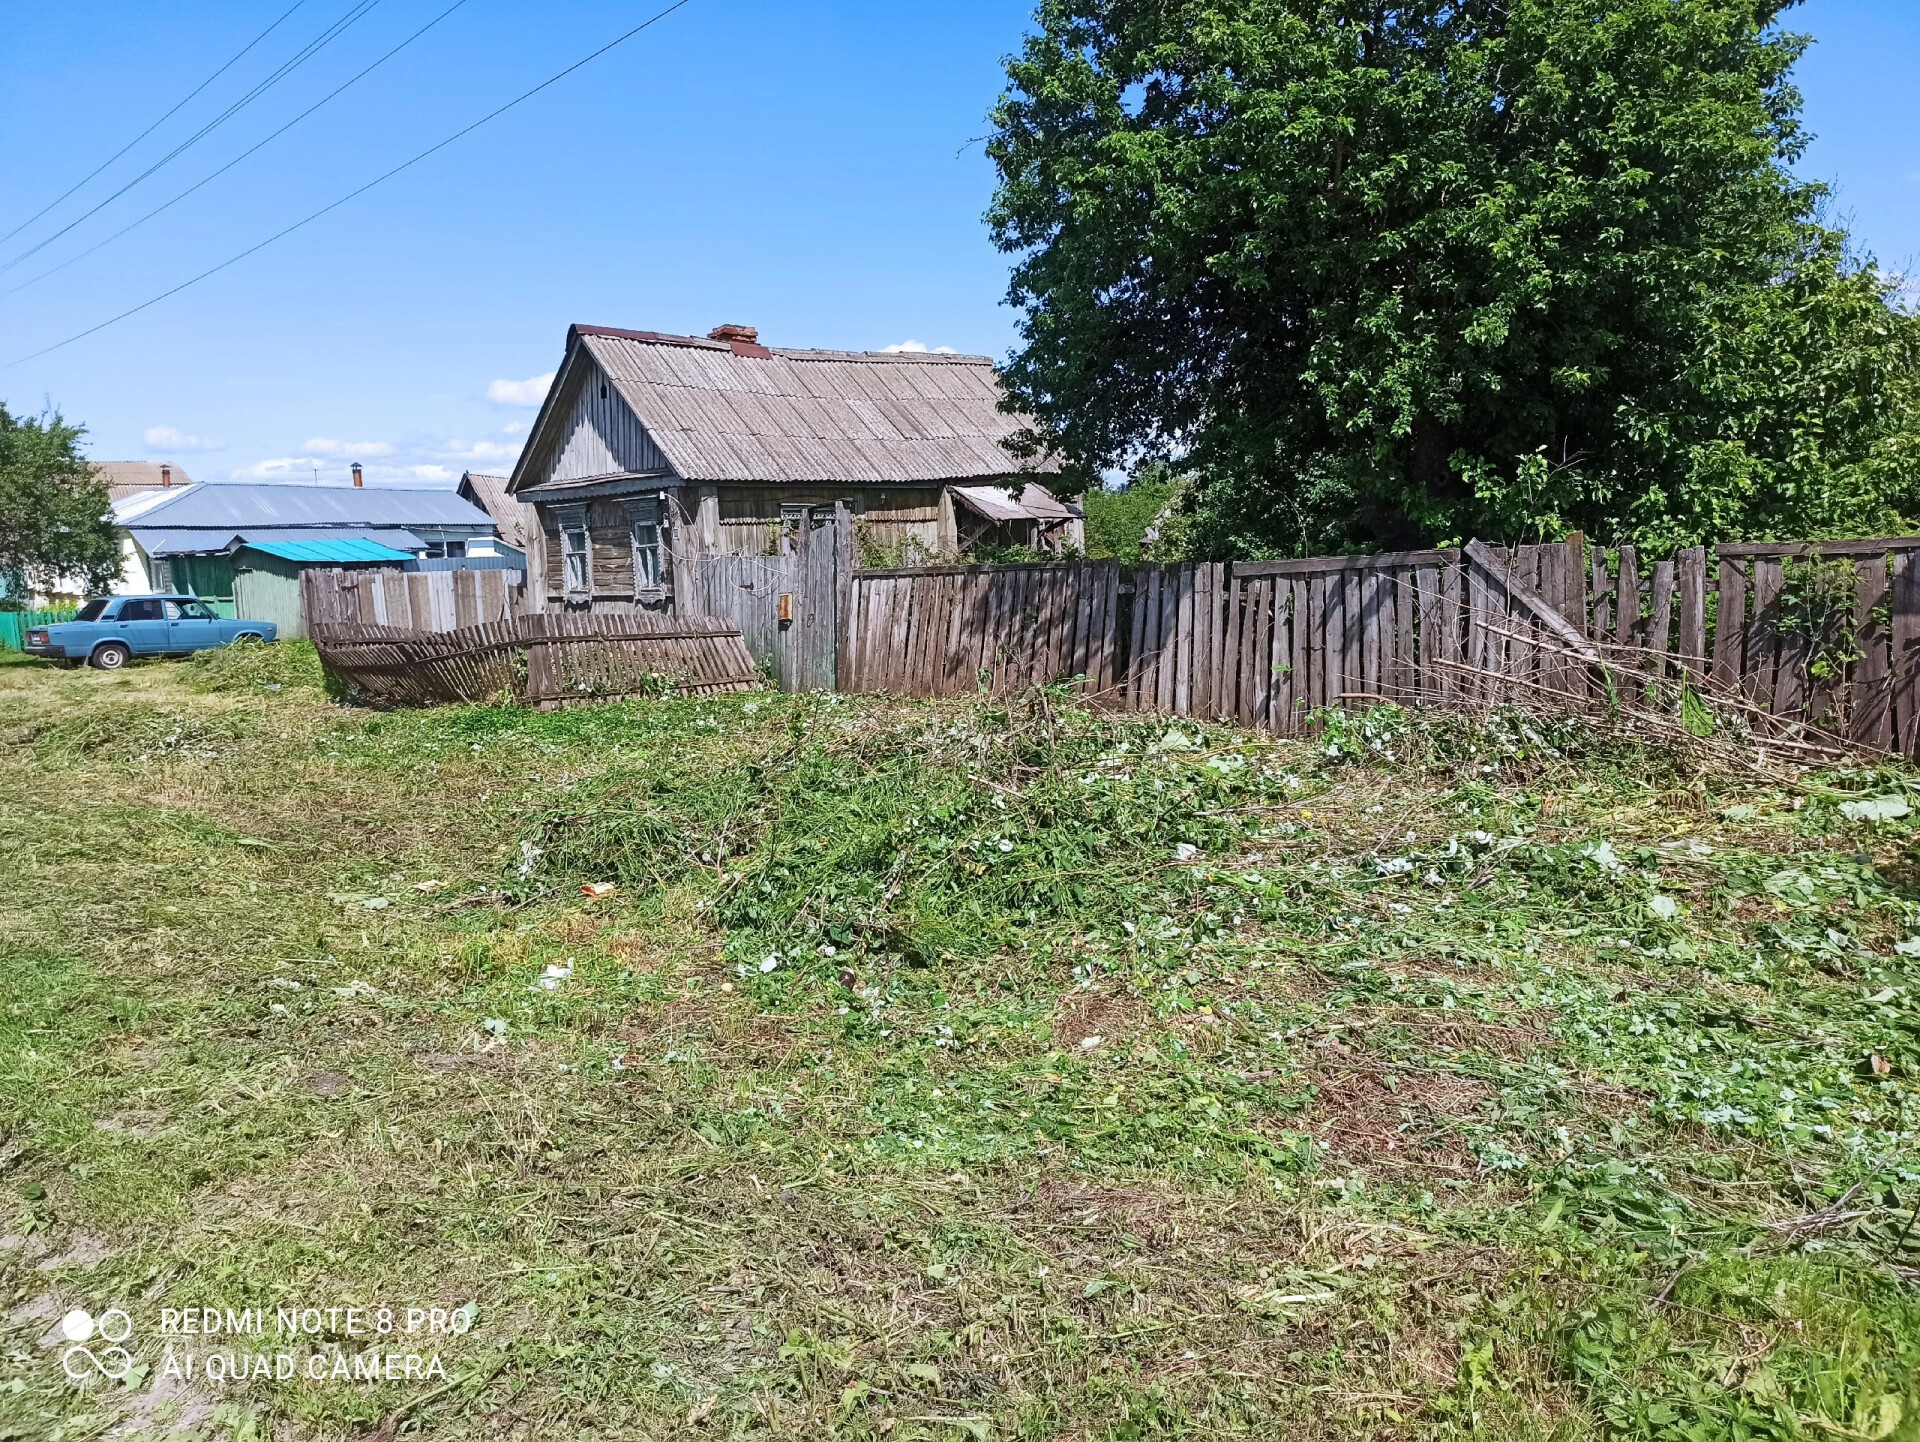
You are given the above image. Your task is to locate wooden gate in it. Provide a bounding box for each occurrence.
[678,509,849,692]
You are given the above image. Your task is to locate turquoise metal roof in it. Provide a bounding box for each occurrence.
[240,538,415,563]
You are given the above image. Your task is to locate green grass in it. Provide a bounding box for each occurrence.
[2,652,1918,1441]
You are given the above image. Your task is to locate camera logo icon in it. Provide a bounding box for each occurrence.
[60,1308,134,1381]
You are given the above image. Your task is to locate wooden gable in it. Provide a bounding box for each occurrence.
[523,354,672,490]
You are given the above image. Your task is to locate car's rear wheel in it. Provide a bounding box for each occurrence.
[89,642,132,671]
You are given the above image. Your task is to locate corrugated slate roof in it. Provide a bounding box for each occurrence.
[123,481,494,530]
[456,472,537,550]
[94,461,196,505]
[519,326,1059,490]
[240,538,415,563]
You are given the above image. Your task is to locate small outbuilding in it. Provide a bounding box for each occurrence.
[229,538,416,640]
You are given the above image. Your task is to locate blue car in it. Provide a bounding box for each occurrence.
[24,594,278,670]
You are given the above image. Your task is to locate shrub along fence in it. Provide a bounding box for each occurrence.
[841,535,1920,754]
[310,611,758,709]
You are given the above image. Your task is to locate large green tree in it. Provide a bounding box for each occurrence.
[0,404,117,599]
[988,0,1920,555]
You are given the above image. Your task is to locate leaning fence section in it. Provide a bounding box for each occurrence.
[310,610,758,710]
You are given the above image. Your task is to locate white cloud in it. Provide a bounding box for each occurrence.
[231,457,317,480]
[487,373,555,406]
[302,437,394,458]
[144,425,226,453]
[404,464,457,482]
[440,438,522,463]
[882,340,958,355]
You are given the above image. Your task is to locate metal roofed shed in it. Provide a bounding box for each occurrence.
[243,538,415,564]
[228,537,431,640]
[137,527,430,557]
[950,482,1083,553]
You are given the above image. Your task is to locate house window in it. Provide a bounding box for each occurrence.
[557,508,590,598]
[628,498,663,595]
[423,539,468,560]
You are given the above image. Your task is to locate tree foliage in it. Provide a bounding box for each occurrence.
[0,403,117,599]
[988,0,1920,555]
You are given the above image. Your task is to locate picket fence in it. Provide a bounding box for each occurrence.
[310,611,758,709]
[843,536,1920,750]
[0,607,77,652]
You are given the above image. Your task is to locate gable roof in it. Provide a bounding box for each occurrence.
[511,325,1058,495]
[456,471,537,551]
[118,481,495,534]
[94,460,195,505]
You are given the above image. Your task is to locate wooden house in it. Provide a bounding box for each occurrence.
[505,324,1074,613]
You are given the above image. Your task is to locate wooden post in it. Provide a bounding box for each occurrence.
[522,611,557,709]
[1853,554,1892,750]
[1893,550,1920,753]
[1677,546,1707,681]
[1712,555,1747,691]
[1647,559,1676,681]
[832,500,854,691]
[1613,546,1640,649]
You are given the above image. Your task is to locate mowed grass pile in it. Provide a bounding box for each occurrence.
[1,643,1918,1442]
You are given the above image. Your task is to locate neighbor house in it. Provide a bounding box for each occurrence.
[92,461,194,594]
[114,477,502,616]
[455,471,536,565]
[503,324,1078,613]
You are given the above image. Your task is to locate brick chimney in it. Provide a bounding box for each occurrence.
[351,462,363,488]
[708,323,770,357]
[160,464,172,487]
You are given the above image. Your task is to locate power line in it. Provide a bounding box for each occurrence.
[0,0,314,246]
[2,0,476,301]
[0,0,385,277]
[4,0,698,371]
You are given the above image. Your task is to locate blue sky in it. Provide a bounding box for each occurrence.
[0,0,1914,487]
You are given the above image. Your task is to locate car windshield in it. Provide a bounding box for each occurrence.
[76,598,109,622]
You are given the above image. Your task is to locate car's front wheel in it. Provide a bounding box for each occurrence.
[89,642,132,671]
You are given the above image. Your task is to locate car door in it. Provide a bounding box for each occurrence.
[114,598,170,654]
[165,598,223,652]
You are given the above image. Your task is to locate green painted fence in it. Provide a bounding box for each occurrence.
[0,608,78,651]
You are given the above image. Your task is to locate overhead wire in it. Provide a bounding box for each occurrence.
[0,0,314,246]
[0,0,386,277]
[2,0,476,301]
[4,0,698,370]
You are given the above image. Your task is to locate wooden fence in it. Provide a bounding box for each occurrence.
[310,611,758,710]
[841,536,1920,752]
[301,566,520,634]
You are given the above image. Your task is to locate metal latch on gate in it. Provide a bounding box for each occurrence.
[778,593,794,623]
